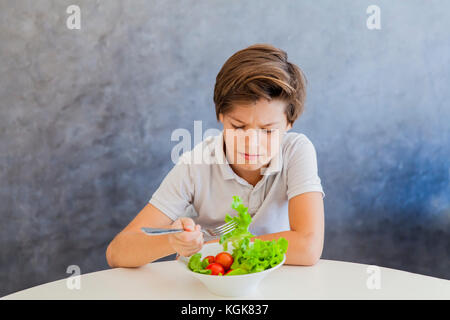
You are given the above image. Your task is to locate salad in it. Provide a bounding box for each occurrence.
[187,195,288,276]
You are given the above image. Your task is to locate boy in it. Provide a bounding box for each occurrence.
[106,44,325,268]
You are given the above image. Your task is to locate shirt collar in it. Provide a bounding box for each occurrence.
[214,130,284,180]
[260,144,283,176]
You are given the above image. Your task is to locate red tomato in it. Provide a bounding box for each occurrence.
[215,252,234,270]
[206,263,225,276]
[203,256,215,264]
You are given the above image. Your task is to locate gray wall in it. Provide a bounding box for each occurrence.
[1,0,449,297]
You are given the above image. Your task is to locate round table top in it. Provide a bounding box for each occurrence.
[2,259,449,300]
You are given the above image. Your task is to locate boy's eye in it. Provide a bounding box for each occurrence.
[231,125,275,133]
[262,129,274,134]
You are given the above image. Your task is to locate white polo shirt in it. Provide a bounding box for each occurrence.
[149,130,325,237]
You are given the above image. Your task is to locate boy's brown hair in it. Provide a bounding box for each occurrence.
[213,43,307,126]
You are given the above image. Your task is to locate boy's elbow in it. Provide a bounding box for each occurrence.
[306,253,320,266]
[306,246,322,266]
[106,242,116,268]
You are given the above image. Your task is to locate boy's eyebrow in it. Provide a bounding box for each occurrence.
[228,115,279,126]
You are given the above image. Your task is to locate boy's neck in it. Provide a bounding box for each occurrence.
[230,165,263,187]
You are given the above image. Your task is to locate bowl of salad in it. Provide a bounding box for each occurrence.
[177,196,288,297]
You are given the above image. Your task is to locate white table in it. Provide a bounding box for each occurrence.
[2,259,449,300]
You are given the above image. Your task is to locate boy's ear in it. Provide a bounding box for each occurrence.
[218,113,224,124]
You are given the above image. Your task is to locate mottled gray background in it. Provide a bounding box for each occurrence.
[1,0,449,297]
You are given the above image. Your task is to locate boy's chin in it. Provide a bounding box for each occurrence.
[234,162,266,172]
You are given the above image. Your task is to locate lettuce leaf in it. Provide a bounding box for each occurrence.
[229,237,288,274]
[219,195,255,252]
[187,253,212,274]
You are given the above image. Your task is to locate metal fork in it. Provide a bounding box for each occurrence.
[141,220,238,237]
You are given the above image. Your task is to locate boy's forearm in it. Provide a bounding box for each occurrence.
[107,231,176,268]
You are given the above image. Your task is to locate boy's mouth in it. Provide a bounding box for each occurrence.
[239,152,260,160]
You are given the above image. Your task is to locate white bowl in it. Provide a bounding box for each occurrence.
[177,242,286,297]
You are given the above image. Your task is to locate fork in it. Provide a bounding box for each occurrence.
[141,220,238,238]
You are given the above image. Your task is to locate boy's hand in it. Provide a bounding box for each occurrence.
[168,217,204,257]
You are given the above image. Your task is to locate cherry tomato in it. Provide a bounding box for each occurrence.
[203,256,215,264]
[215,252,234,270]
[206,263,225,276]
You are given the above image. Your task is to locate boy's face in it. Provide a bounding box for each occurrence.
[218,98,292,172]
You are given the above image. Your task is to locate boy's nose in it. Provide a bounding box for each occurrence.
[243,128,259,145]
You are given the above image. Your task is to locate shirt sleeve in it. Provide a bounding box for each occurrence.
[148,156,194,222]
[286,138,325,200]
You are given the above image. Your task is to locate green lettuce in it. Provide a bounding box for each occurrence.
[219,195,255,251]
[229,237,288,274]
[187,252,212,275]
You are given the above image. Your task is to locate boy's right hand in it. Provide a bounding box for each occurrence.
[168,217,204,257]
